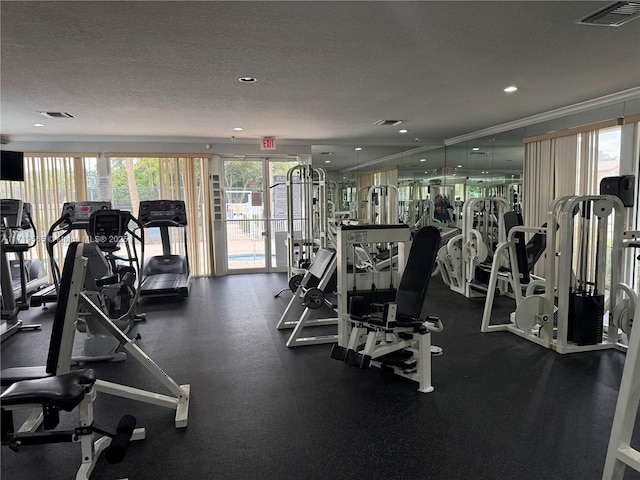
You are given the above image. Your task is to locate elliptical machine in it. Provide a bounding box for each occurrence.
[74,208,146,363]
[0,199,44,340]
[30,201,113,308]
[29,201,145,362]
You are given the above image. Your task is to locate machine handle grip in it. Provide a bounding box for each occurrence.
[105,415,136,464]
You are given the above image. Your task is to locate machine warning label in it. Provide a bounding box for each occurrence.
[347,231,368,243]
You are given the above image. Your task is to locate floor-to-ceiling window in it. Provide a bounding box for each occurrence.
[106,155,214,276]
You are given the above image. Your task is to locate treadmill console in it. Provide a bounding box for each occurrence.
[138,200,187,226]
[1,199,24,229]
[61,201,112,228]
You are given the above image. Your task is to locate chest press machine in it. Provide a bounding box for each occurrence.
[481,195,628,354]
[330,224,443,393]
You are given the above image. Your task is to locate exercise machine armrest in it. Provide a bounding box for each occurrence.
[95,274,119,288]
[425,316,443,333]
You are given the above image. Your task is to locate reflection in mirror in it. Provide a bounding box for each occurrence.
[316,135,525,230]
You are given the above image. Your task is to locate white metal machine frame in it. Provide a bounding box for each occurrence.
[438,197,510,297]
[59,245,190,428]
[276,249,338,347]
[285,165,328,280]
[603,285,640,479]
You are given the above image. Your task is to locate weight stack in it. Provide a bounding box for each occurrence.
[570,292,604,345]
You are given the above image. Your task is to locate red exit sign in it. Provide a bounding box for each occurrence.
[261,137,276,150]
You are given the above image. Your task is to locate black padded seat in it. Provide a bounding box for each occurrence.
[1,369,96,412]
[0,366,49,387]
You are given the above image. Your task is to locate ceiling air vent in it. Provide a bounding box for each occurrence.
[374,120,403,126]
[577,2,640,26]
[39,111,76,118]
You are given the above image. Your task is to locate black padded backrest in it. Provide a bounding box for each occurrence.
[525,225,548,272]
[504,212,530,284]
[46,242,83,374]
[395,226,441,319]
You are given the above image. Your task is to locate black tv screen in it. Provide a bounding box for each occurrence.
[0,150,25,181]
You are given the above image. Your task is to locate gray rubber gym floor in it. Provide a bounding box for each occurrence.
[1,273,638,480]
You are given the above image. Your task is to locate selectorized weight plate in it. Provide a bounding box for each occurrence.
[593,198,613,218]
[288,274,304,292]
[515,295,554,331]
[303,287,324,309]
[612,298,634,335]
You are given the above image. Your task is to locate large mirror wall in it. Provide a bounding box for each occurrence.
[316,98,640,226]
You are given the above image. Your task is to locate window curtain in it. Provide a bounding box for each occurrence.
[524,124,621,282]
[523,136,577,277]
[0,154,89,280]
[577,129,599,195]
[523,135,577,228]
[158,156,214,276]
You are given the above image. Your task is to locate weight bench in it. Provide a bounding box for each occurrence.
[331,226,443,393]
[1,368,145,480]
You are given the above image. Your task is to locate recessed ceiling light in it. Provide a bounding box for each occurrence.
[239,77,257,83]
[504,86,518,93]
[399,129,408,133]
[233,127,244,131]
[355,147,362,151]
[33,123,45,127]
[472,147,479,151]
[419,158,426,162]
[457,164,463,168]
[325,160,331,163]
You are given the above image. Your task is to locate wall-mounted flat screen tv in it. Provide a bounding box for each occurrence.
[0,150,25,181]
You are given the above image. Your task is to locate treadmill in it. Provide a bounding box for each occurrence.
[30,201,112,307]
[138,199,190,298]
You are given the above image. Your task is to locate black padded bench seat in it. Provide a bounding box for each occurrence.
[0,367,50,387]
[1,369,96,412]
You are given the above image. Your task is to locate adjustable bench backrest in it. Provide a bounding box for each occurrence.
[395,226,441,320]
[307,248,336,280]
[45,241,83,375]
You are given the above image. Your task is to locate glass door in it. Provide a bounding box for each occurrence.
[224,159,266,272]
[223,158,298,273]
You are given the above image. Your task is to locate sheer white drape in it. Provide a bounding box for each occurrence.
[523,135,577,228]
[0,154,90,280]
[157,156,215,276]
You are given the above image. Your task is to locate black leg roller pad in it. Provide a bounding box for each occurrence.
[330,344,347,361]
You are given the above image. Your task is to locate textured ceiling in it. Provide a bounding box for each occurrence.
[1,1,640,171]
